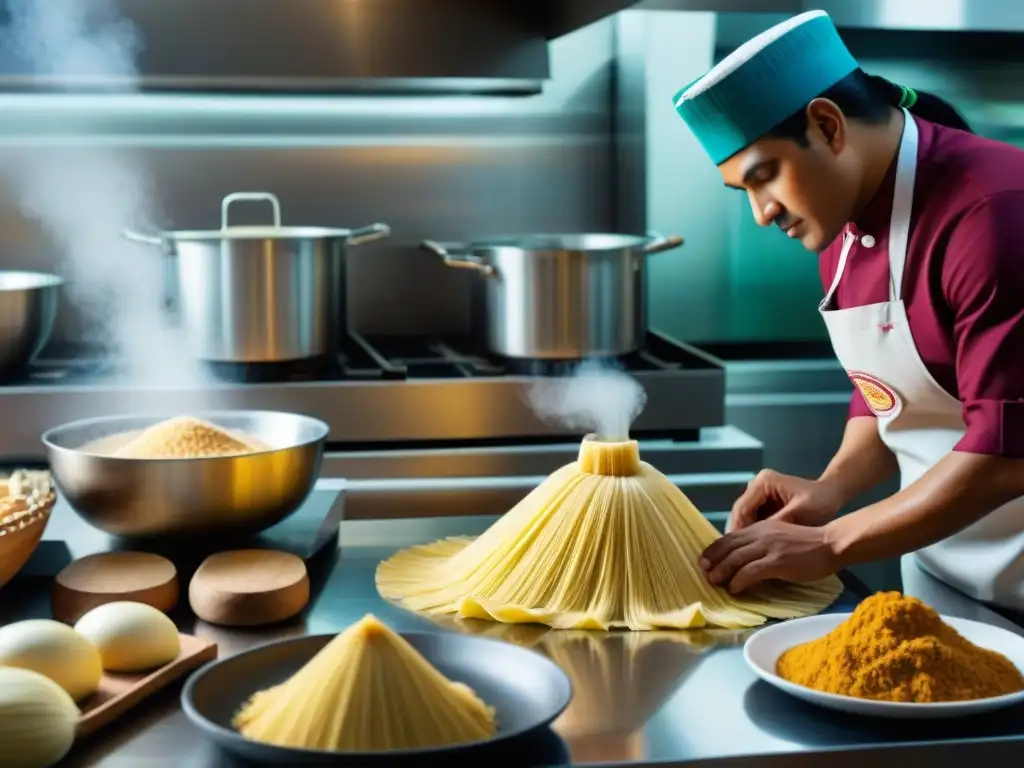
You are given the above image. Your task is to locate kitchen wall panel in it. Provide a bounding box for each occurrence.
[614,11,733,345]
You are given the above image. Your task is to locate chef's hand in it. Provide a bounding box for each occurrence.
[699,519,840,594]
[727,469,842,533]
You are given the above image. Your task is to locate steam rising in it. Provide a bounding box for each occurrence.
[527,360,647,442]
[0,1,209,390]
[0,1,141,78]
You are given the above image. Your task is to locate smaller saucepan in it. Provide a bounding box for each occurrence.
[423,233,684,359]
[0,271,63,378]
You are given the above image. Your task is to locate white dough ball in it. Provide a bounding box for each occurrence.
[0,619,102,702]
[0,667,79,768]
[74,601,181,673]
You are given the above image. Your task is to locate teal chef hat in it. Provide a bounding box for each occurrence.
[673,10,859,164]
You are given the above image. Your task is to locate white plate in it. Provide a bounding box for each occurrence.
[743,612,1024,719]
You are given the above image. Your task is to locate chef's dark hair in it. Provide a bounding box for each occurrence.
[767,68,973,144]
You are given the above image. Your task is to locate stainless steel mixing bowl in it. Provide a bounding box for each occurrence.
[42,411,329,537]
[0,271,62,377]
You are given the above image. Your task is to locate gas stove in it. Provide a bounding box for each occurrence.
[19,330,717,385]
[0,331,761,522]
[3,330,725,442]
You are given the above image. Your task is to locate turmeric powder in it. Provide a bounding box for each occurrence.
[776,591,1024,703]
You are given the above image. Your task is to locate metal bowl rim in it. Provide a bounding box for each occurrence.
[180,629,573,758]
[0,271,65,291]
[40,410,330,461]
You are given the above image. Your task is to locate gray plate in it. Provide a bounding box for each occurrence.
[181,631,573,764]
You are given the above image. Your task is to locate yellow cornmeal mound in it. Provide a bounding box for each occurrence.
[113,416,267,459]
[233,614,496,751]
[377,437,842,631]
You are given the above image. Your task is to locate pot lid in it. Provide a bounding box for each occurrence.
[156,225,371,242]
[124,192,390,245]
[463,234,653,251]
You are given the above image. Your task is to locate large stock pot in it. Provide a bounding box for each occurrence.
[125,192,390,363]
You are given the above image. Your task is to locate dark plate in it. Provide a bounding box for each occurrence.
[210,728,572,768]
[181,630,573,765]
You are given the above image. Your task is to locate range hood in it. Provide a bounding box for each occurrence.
[0,0,642,97]
[0,1,1016,97]
[635,0,1024,33]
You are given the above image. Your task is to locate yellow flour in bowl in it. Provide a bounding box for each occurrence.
[108,416,268,459]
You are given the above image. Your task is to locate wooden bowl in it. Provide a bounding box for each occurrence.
[0,488,56,590]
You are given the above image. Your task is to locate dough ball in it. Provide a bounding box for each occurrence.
[74,601,180,673]
[0,619,102,702]
[0,667,79,768]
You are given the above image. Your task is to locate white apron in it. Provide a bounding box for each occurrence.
[819,109,1024,612]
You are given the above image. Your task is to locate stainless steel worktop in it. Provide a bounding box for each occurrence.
[4,507,1024,767]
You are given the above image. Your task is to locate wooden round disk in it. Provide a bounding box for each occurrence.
[188,549,309,628]
[52,551,179,624]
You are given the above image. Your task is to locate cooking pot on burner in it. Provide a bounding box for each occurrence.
[0,271,62,379]
[422,233,684,359]
[124,192,390,364]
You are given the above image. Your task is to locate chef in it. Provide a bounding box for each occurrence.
[673,10,1024,617]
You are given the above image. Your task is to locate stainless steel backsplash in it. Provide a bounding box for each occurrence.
[0,20,615,343]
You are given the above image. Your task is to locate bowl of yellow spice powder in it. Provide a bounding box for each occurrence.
[743,591,1024,719]
[42,411,328,538]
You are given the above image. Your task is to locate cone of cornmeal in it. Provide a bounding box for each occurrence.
[377,436,842,630]
[232,614,496,751]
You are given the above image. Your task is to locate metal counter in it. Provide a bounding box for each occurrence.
[3,508,1024,767]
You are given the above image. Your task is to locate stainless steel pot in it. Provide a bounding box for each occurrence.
[0,271,62,377]
[423,233,684,359]
[124,192,390,363]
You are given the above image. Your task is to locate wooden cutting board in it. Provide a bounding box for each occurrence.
[189,549,310,627]
[77,633,217,738]
[52,552,179,624]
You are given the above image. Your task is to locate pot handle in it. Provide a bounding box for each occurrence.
[643,232,685,255]
[122,229,177,313]
[221,191,282,229]
[347,223,392,247]
[122,229,165,247]
[421,240,495,277]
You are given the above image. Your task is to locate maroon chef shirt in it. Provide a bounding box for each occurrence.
[819,114,1024,459]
